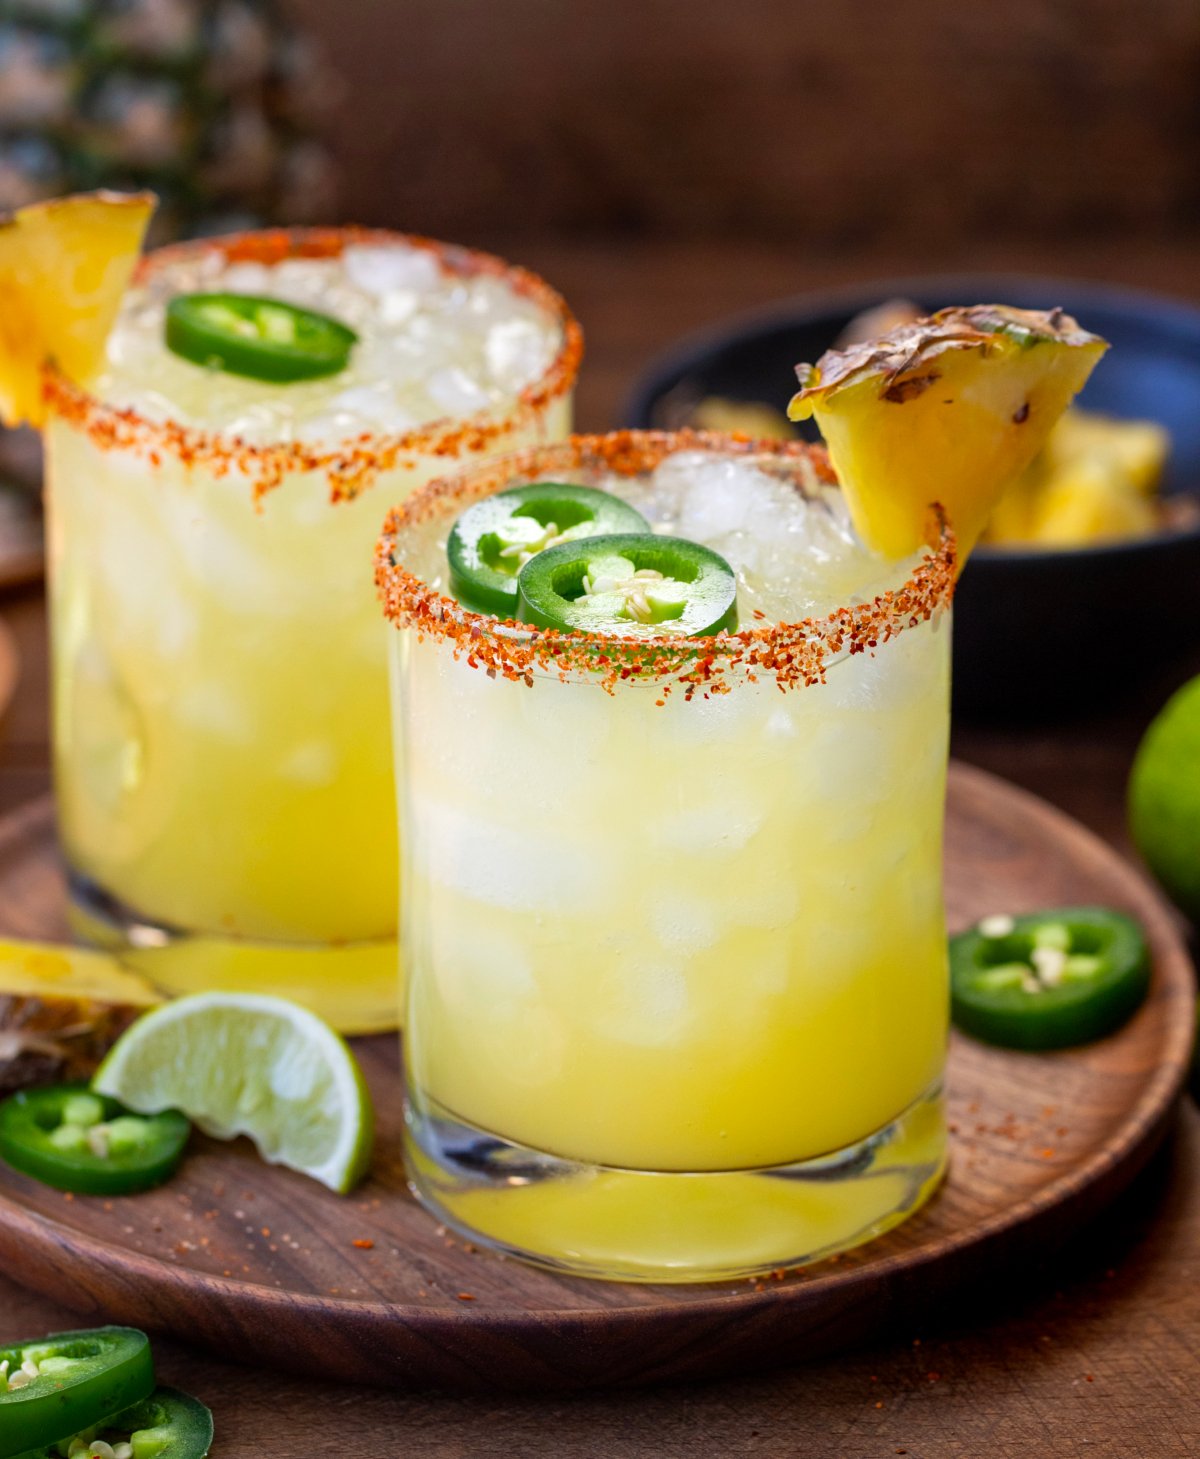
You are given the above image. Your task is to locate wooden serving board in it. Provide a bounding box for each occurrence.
[0,765,1191,1392]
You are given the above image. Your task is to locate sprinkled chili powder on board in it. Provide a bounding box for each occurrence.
[374,430,957,701]
[43,227,582,505]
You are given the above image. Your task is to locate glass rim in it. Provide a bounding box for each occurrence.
[374,429,957,697]
[42,226,583,504]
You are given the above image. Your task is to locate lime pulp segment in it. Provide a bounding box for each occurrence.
[93,993,373,1194]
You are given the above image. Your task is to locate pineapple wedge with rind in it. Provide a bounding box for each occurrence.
[789,305,1108,561]
[0,937,160,1096]
[0,190,155,427]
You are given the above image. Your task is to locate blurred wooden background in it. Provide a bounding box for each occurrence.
[278,0,1200,440]
[290,0,1200,252]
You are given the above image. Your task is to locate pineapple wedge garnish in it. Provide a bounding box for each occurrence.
[788,305,1108,561]
[0,937,160,1096]
[0,190,155,428]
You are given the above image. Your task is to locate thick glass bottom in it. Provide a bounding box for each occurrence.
[405,1080,947,1283]
[67,868,401,1035]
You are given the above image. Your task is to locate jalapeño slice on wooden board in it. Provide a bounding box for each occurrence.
[516,532,738,637]
[0,1085,189,1196]
[165,293,357,382]
[10,1386,215,1459]
[0,1328,154,1459]
[950,906,1150,1050]
[446,483,651,616]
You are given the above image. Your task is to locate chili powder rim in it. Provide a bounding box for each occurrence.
[375,429,957,697]
[42,226,583,503]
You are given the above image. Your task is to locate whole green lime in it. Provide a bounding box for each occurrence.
[1129,673,1200,922]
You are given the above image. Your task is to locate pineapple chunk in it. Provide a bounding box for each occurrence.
[1029,459,1158,547]
[1040,410,1169,497]
[0,937,160,1096]
[0,190,155,427]
[984,407,1169,548]
[789,305,1108,561]
[690,396,796,440]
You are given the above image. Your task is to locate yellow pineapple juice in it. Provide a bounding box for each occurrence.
[379,433,956,1281]
[45,230,578,1032]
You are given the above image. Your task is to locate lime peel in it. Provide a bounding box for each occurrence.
[1129,673,1200,923]
[93,992,374,1194]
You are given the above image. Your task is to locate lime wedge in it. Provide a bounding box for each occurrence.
[93,993,374,1194]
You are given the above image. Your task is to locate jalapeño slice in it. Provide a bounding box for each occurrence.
[165,292,357,382]
[950,906,1150,1051]
[0,1327,154,1459]
[447,482,650,616]
[516,532,738,637]
[0,1084,190,1196]
[11,1385,213,1459]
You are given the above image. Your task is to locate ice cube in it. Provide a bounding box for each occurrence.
[655,798,763,855]
[175,681,252,742]
[594,954,691,1047]
[293,411,365,444]
[485,317,553,392]
[427,365,491,417]
[650,891,718,955]
[331,385,418,432]
[660,454,776,537]
[414,796,610,914]
[434,919,537,1014]
[279,740,337,785]
[343,243,442,297]
[220,261,272,294]
[379,290,419,326]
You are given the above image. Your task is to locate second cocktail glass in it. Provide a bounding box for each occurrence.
[45,228,580,1032]
[378,431,956,1281]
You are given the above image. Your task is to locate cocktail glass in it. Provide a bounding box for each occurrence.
[377,430,956,1281]
[45,228,580,1033]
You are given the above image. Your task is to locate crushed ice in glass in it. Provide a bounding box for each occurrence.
[95,242,564,443]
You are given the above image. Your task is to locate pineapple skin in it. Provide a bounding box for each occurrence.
[0,937,160,1094]
[0,992,148,1095]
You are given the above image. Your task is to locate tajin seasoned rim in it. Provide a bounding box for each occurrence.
[375,430,957,697]
[42,227,583,503]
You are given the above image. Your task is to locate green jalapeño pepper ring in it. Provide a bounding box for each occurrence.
[165,292,358,382]
[10,1386,215,1459]
[516,532,738,638]
[0,1085,190,1196]
[446,482,651,617]
[950,906,1150,1050]
[0,1328,154,1459]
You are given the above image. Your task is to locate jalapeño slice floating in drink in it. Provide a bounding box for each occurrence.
[165,293,358,382]
[516,532,738,637]
[447,483,650,617]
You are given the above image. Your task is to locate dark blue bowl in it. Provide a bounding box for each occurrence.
[624,275,1200,718]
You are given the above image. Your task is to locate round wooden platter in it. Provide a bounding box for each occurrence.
[0,764,1192,1392]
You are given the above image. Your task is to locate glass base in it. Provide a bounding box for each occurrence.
[67,869,401,1035]
[405,1081,947,1283]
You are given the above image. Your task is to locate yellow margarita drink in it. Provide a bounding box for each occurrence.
[44,229,578,1032]
[378,432,956,1281]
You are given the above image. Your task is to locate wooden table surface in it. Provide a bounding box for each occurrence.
[2,238,1199,1455]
